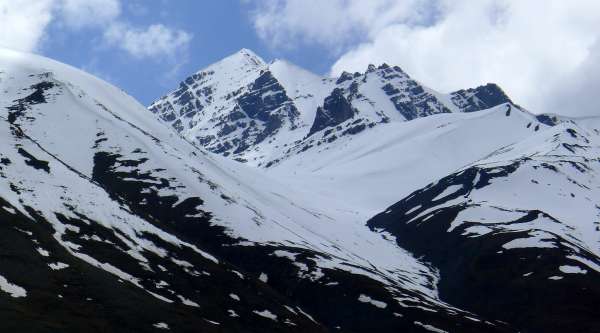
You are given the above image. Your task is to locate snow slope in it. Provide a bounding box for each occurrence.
[0,48,510,332]
[368,114,600,333]
[270,103,546,213]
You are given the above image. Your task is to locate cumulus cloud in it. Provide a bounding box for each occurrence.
[57,0,121,28]
[546,40,600,117]
[104,23,192,59]
[0,0,54,52]
[251,0,600,116]
[252,0,428,51]
[0,0,192,61]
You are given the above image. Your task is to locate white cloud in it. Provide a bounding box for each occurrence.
[58,0,121,28]
[0,0,54,52]
[251,0,600,116]
[0,0,192,62]
[104,23,192,59]
[252,0,427,50]
[546,40,600,117]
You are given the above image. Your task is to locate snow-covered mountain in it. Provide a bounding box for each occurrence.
[1,46,599,333]
[149,49,512,167]
[0,49,513,332]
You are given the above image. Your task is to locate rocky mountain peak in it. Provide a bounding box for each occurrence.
[149,50,518,167]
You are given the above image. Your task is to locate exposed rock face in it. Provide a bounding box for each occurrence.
[149,50,516,167]
[308,88,355,137]
[450,83,513,113]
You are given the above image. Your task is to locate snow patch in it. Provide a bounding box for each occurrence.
[0,275,27,298]
[559,265,587,274]
[358,294,387,309]
[253,309,278,321]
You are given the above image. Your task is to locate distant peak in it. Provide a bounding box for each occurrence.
[336,71,354,84]
[364,63,407,76]
[232,48,265,65]
[237,48,258,57]
[196,48,267,73]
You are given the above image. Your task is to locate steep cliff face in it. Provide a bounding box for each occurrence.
[308,88,356,137]
[450,83,513,113]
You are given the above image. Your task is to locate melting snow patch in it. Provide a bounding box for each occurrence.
[272,250,297,260]
[153,322,169,330]
[502,231,556,250]
[171,258,193,268]
[230,270,245,279]
[177,295,200,307]
[2,206,16,214]
[405,205,421,215]
[358,294,387,309]
[413,321,448,333]
[284,305,297,314]
[0,275,27,298]
[548,276,563,280]
[296,307,317,323]
[432,184,462,201]
[203,319,220,325]
[259,272,268,283]
[462,225,493,237]
[155,280,169,289]
[14,227,33,236]
[36,248,50,257]
[254,309,278,321]
[229,293,240,301]
[48,262,69,270]
[559,265,587,274]
[228,309,239,317]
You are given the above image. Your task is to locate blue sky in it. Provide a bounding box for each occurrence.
[39,1,337,105]
[1,0,599,116]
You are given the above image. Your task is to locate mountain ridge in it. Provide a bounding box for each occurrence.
[149,49,514,167]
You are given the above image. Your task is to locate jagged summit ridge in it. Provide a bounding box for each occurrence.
[149,49,514,166]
